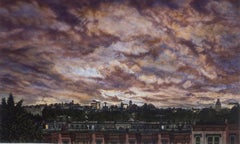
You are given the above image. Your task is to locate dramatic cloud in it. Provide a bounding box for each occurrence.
[0,0,240,107]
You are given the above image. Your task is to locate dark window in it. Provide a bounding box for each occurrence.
[162,139,168,144]
[207,137,213,144]
[230,135,235,144]
[207,136,220,144]
[129,140,135,144]
[196,136,200,144]
[96,140,102,144]
[214,137,219,144]
[62,139,70,144]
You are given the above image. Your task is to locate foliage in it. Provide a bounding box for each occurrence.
[42,107,86,121]
[41,102,240,125]
[227,106,240,124]
[0,94,43,142]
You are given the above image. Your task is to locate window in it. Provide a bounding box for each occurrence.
[230,135,235,144]
[195,136,200,144]
[208,137,213,144]
[207,136,220,144]
[96,140,102,144]
[162,139,168,144]
[62,139,70,144]
[129,140,135,144]
[214,137,219,144]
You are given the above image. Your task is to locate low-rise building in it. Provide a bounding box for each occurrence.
[226,124,240,144]
[192,124,227,144]
[43,121,192,144]
[43,121,240,144]
[192,124,240,144]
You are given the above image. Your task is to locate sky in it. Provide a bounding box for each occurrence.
[0,0,240,107]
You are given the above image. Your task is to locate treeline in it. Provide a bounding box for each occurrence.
[1,94,239,142]
[42,102,240,124]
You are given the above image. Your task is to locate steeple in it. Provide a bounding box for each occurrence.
[215,99,221,112]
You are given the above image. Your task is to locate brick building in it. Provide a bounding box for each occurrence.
[43,121,240,144]
[43,121,192,144]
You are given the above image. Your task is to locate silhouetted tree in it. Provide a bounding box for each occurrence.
[196,108,225,124]
[1,93,42,142]
[7,93,14,107]
[228,106,240,124]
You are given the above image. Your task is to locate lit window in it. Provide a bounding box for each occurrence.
[45,124,49,129]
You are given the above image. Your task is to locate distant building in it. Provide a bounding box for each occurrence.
[129,100,133,107]
[120,102,128,109]
[123,103,128,109]
[91,100,101,110]
[24,105,45,116]
[215,99,221,112]
[227,102,239,109]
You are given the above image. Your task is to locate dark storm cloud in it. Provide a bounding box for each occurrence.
[220,34,240,49]
[218,56,240,73]
[0,0,240,106]
[129,0,180,9]
[0,74,18,86]
[0,48,54,74]
[179,39,199,56]
[103,66,143,89]
[44,2,79,25]
[190,0,209,13]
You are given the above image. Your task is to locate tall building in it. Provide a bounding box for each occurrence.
[215,99,221,112]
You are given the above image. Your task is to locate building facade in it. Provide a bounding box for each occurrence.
[226,124,240,144]
[43,121,240,144]
[43,121,192,144]
[192,125,227,144]
[192,124,240,144]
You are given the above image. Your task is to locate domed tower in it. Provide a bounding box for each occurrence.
[215,99,221,112]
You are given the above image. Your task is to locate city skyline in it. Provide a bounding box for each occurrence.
[0,0,240,107]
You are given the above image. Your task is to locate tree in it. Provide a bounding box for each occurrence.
[1,93,42,142]
[7,93,14,107]
[228,106,240,124]
[196,108,225,124]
